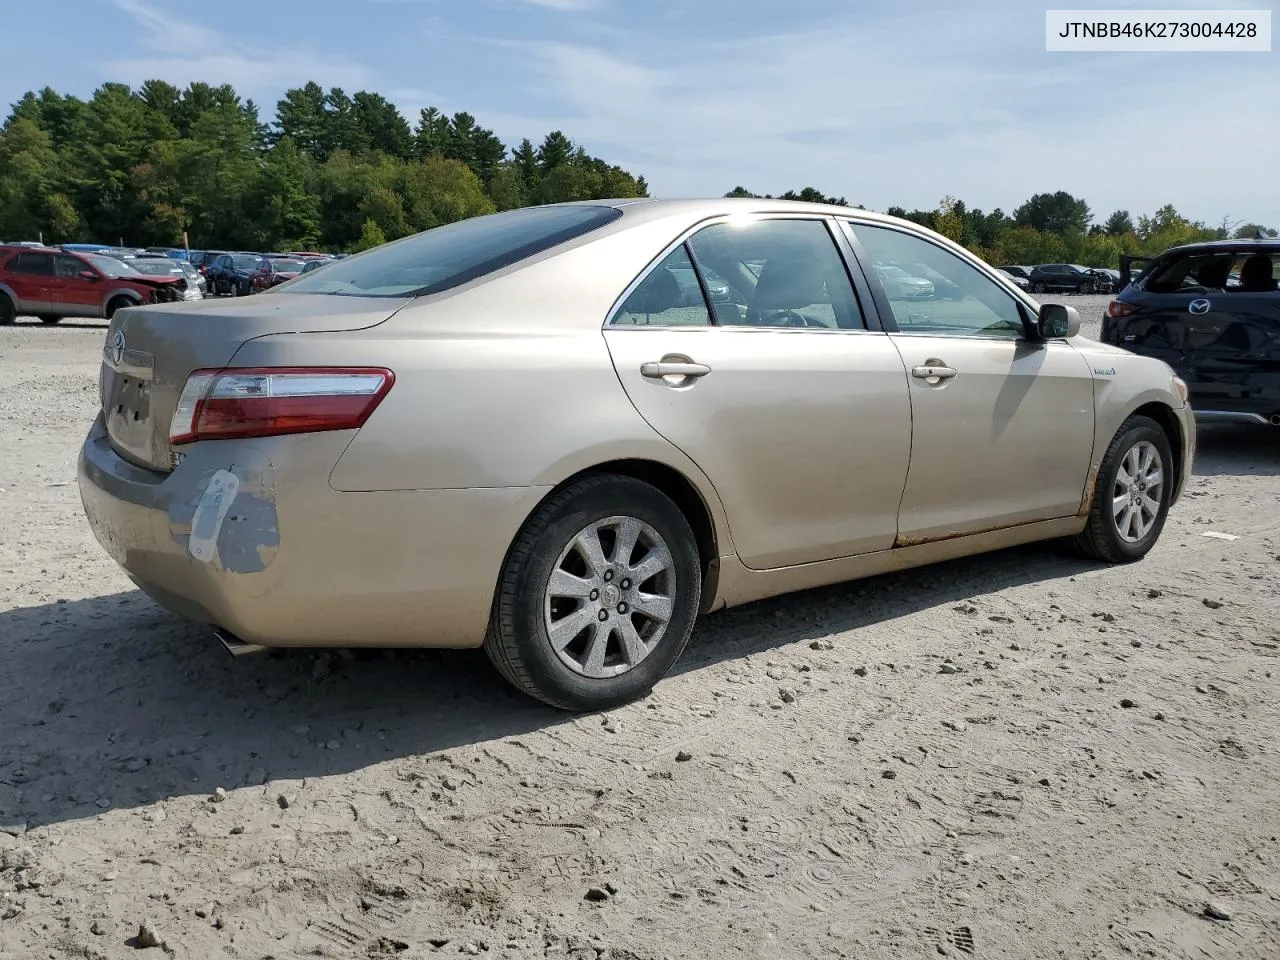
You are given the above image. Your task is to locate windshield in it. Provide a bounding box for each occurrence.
[130,260,184,276]
[84,254,138,278]
[281,205,623,298]
[270,259,306,273]
[232,255,264,271]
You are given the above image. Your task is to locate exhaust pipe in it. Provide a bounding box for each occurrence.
[1271,414,1280,426]
[214,627,269,657]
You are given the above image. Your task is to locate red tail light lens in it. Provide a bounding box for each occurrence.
[169,367,394,444]
[1107,300,1139,318]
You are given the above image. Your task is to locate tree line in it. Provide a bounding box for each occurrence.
[729,185,1277,268]
[0,81,647,252]
[1,80,1273,265]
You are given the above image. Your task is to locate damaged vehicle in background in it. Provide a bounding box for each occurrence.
[77,199,1194,712]
[1103,239,1280,426]
[0,246,187,324]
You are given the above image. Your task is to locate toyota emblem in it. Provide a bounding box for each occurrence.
[1188,299,1211,315]
[111,329,126,365]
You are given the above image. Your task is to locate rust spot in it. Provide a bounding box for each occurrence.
[1077,461,1101,518]
[894,523,1008,548]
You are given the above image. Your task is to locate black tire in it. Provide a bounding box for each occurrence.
[1071,415,1173,563]
[485,474,702,711]
[104,296,133,320]
[0,294,14,325]
[38,315,61,325]
[1032,281,1046,294]
[1081,279,1096,294]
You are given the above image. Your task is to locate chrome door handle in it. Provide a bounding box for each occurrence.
[911,363,957,382]
[641,361,711,379]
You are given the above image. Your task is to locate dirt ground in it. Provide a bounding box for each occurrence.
[1,299,1278,960]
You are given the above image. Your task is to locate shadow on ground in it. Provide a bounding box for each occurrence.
[1,539,1094,832]
[1192,423,1280,478]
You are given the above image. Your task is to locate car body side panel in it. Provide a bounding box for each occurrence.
[888,336,1097,541]
[604,326,912,568]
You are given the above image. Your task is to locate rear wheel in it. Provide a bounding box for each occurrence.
[38,315,62,325]
[485,474,702,711]
[1072,415,1173,563]
[0,294,14,325]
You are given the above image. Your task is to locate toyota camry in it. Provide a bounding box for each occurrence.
[78,198,1195,711]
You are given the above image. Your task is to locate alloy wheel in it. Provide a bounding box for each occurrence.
[1111,440,1164,543]
[543,515,677,679]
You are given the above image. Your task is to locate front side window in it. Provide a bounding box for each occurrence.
[848,222,1027,339]
[284,204,623,298]
[685,218,865,329]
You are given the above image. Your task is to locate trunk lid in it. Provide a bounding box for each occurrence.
[99,292,409,472]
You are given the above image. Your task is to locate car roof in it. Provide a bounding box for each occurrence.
[1156,238,1280,257]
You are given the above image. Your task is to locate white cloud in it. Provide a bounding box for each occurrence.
[478,5,1280,225]
[104,0,374,107]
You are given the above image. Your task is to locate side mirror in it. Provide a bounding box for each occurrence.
[1037,303,1080,339]
[79,270,100,281]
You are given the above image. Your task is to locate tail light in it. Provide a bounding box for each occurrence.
[169,367,394,444]
[1107,300,1139,318]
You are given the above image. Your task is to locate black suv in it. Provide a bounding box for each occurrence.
[1028,263,1101,294]
[1101,240,1280,426]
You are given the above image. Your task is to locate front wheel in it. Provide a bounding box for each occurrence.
[1032,281,1046,294]
[485,474,702,711]
[1072,415,1173,563]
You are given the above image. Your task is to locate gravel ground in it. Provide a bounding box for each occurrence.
[1,300,1278,960]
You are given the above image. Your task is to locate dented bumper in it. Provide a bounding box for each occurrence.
[77,415,551,648]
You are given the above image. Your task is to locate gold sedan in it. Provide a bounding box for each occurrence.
[78,199,1195,710]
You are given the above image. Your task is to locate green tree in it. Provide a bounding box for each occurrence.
[274,82,328,159]
[1013,191,1092,234]
[353,92,413,160]
[354,217,387,251]
[1103,209,1134,236]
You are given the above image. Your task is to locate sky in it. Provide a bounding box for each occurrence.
[2,0,1278,226]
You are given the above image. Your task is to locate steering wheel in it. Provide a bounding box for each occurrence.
[775,309,820,328]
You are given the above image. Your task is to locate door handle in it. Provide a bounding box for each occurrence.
[641,361,711,379]
[911,362,957,383]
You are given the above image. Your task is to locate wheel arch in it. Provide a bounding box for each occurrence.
[1130,401,1186,500]
[505,458,724,616]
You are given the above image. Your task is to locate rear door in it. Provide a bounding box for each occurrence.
[842,220,1097,542]
[603,215,913,570]
[6,251,55,312]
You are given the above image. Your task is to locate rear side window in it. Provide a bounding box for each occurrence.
[284,205,624,298]
[12,253,54,275]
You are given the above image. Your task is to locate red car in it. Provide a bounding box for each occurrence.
[249,257,310,292]
[0,246,186,325]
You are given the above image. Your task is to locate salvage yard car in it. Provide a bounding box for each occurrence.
[1102,238,1279,426]
[0,246,187,324]
[77,199,1195,711]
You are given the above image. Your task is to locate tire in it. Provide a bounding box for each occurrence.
[104,296,133,320]
[1071,415,1173,563]
[485,473,703,711]
[0,294,14,325]
[1032,282,1046,294]
[38,315,62,325]
[1082,279,1096,294]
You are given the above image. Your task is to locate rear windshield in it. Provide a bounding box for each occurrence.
[280,205,623,298]
[1145,249,1280,294]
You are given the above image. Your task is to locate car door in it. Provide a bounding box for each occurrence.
[842,221,1097,543]
[51,254,103,316]
[6,251,55,312]
[603,215,912,570]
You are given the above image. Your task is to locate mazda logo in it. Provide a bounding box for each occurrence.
[1188,299,1211,315]
[111,329,126,365]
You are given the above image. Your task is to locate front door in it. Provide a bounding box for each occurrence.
[51,254,104,317]
[604,216,912,570]
[843,221,1097,543]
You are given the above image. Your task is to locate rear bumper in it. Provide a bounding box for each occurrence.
[77,415,550,648]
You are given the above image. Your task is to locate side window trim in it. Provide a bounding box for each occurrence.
[681,240,722,327]
[838,218,1037,340]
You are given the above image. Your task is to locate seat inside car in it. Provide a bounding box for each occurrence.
[746,255,838,327]
[614,266,688,324]
[1238,253,1278,293]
